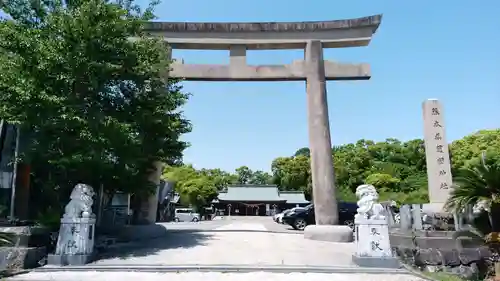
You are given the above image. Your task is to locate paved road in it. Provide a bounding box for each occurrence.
[93,219,354,266]
[8,217,425,281]
[159,216,300,233]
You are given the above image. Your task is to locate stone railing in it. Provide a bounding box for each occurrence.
[385,204,474,232]
[385,204,491,280]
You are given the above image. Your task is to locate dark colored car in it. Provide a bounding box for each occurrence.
[282,202,358,231]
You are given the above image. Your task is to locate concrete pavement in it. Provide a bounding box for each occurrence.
[92,221,354,266]
[158,216,300,233]
[8,217,425,281]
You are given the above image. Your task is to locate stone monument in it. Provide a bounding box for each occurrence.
[422,99,453,213]
[47,183,96,266]
[352,184,400,268]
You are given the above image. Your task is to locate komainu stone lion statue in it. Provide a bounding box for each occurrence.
[63,183,95,218]
[355,184,386,220]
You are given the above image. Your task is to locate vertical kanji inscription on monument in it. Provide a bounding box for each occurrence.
[422,99,453,203]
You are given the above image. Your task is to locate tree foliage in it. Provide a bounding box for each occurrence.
[163,165,227,210]
[445,150,500,231]
[163,165,272,209]
[164,129,500,209]
[450,129,500,171]
[0,0,191,214]
[270,139,430,204]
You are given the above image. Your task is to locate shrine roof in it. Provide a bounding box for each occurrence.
[216,185,309,203]
[279,191,310,204]
[218,185,284,202]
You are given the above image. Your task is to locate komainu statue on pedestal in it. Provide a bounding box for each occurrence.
[50,183,97,265]
[352,184,400,268]
[355,184,386,220]
[63,183,95,219]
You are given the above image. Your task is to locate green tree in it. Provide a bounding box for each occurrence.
[271,138,433,204]
[401,139,427,172]
[450,129,500,171]
[0,0,191,213]
[333,141,374,192]
[365,173,401,193]
[199,168,238,190]
[249,170,272,185]
[163,165,224,209]
[271,156,312,198]
[163,165,199,184]
[294,147,310,157]
[178,177,218,211]
[445,151,500,231]
[235,166,253,184]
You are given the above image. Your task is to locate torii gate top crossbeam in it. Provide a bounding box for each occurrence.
[143,15,382,50]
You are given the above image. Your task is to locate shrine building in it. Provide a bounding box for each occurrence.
[212,185,309,216]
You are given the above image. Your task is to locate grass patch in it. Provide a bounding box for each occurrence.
[423,272,480,281]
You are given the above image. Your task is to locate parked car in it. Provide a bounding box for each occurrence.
[174,208,201,222]
[282,202,358,231]
[273,212,285,223]
[273,207,305,224]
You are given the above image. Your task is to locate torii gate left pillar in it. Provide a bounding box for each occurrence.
[142,15,382,241]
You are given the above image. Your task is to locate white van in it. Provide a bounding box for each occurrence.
[174,208,200,222]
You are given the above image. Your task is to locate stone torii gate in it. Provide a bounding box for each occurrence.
[144,15,382,241]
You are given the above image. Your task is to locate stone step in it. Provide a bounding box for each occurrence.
[6,270,426,281]
[32,264,411,275]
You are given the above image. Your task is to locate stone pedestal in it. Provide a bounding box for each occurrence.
[47,217,96,266]
[0,225,49,270]
[352,217,400,268]
[421,202,446,214]
[304,224,353,242]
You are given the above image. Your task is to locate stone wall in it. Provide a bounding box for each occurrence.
[387,205,491,280]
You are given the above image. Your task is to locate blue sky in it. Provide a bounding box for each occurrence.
[4,1,500,173]
[152,0,499,172]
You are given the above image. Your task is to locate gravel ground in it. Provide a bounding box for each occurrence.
[8,271,426,281]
